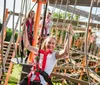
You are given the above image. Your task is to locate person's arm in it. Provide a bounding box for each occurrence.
[38,20,43,36]
[46,21,53,29]
[55,24,73,59]
[21,17,27,26]
[23,26,38,54]
[90,33,96,43]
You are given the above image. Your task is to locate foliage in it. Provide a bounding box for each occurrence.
[53,12,64,19]
[5,28,18,42]
[53,12,80,20]
[52,12,80,45]
[8,65,22,85]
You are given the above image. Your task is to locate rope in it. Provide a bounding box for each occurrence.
[0,11,12,35]
[48,0,58,36]
[94,0,100,30]
[87,1,100,84]
[67,0,77,69]
[18,0,25,63]
[70,0,77,23]
[18,0,24,57]
[61,0,69,43]
[25,0,28,17]
[36,0,48,66]
[51,0,58,22]
[31,0,49,83]
[85,0,94,84]
[1,0,6,74]
[12,0,16,50]
[12,0,20,64]
[16,0,26,63]
[28,0,31,11]
[62,0,69,27]
[41,2,48,37]
[30,0,38,11]
[18,0,37,63]
[20,0,37,25]
[55,0,63,29]
[92,1,98,22]
[54,0,63,43]
[61,0,72,65]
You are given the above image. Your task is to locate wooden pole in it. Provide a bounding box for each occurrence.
[28,0,44,62]
[0,8,8,71]
[3,8,8,40]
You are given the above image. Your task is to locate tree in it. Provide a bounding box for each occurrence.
[5,28,18,42]
[53,12,63,19]
[52,11,80,45]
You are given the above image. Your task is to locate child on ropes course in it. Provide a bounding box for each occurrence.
[39,11,53,37]
[90,31,100,47]
[21,10,35,62]
[20,24,74,85]
[38,11,53,48]
[90,31,100,57]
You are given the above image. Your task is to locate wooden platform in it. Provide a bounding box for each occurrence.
[49,0,100,7]
[11,58,26,64]
[20,64,32,81]
[51,72,89,85]
[11,58,32,81]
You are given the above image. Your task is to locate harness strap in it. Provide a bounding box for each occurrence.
[39,50,52,71]
[28,50,52,85]
[28,72,32,85]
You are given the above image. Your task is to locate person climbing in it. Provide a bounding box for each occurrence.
[39,11,53,37]
[20,24,74,85]
[20,10,35,63]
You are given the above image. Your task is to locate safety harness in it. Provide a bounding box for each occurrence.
[28,50,53,85]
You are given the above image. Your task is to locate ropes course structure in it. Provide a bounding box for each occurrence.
[0,0,100,85]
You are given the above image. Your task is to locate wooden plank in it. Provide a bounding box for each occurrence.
[50,4,100,22]
[49,0,100,7]
[89,69,100,83]
[53,18,100,28]
[54,66,82,70]
[52,79,64,82]
[51,72,89,85]
[8,11,23,16]
[4,36,20,85]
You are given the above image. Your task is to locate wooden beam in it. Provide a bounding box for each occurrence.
[53,18,100,28]
[4,35,20,85]
[50,4,100,22]
[51,72,89,85]
[8,11,23,16]
[49,0,100,7]
[54,66,82,70]
[89,69,100,83]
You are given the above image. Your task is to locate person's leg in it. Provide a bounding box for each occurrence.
[31,81,42,85]
[19,77,28,85]
[25,38,32,63]
[20,39,24,63]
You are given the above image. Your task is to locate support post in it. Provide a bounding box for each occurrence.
[28,0,46,62]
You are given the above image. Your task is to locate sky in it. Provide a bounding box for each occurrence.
[0,0,37,28]
[0,0,21,21]
[0,0,100,28]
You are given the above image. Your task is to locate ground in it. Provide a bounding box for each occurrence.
[8,64,22,85]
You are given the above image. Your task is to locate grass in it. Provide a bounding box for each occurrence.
[7,64,69,85]
[8,64,22,85]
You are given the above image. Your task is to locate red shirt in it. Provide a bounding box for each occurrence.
[26,19,34,39]
[26,19,33,33]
